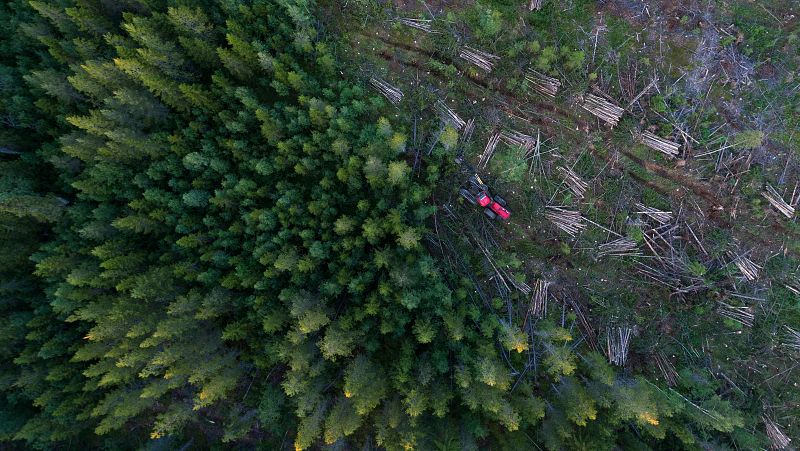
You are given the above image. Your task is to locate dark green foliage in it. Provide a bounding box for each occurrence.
[0,0,773,449]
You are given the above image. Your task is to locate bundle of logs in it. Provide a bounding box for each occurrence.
[597,237,640,259]
[581,93,624,127]
[640,131,681,159]
[607,326,633,366]
[635,203,673,225]
[557,165,588,199]
[479,133,502,168]
[529,0,544,10]
[727,250,760,281]
[546,206,585,236]
[763,417,792,450]
[435,100,466,130]
[783,325,800,351]
[478,129,537,168]
[460,118,476,144]
[530,279,551,318]
[762,184,796,219]
[397,17,437,33]
[370,77,403,104]
[717,301,754,328]
[525,69,561,98]
[459,46,500,72]
[653,352,679,386]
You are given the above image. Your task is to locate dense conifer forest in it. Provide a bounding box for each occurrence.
[1,0,798,449]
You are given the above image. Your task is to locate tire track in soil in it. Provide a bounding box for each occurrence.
[617,147,800,248]
[366,32,588,130]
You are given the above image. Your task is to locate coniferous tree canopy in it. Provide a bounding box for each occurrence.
[0,0,778,449]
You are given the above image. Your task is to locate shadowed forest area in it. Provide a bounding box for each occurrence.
[1,0,798,449]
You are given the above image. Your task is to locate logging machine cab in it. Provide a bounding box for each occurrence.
[460,174,511,220]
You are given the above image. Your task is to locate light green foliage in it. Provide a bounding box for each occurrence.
[477,7,502,39]
[733,130,765,149]
[387,160,410,185]
[535,46,558,73]
[389,132,407,153]
[440,125,459,151]
[561,47,585,71]
[544,347,577,380]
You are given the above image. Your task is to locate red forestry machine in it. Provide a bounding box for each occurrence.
[459,174,511,220]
